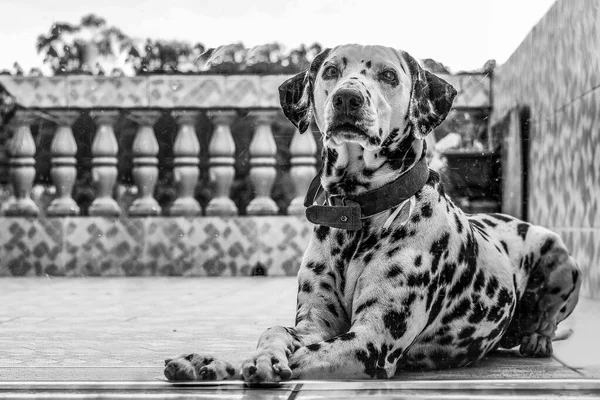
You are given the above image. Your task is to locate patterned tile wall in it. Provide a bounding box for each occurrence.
[0,216,312,277]
[492,0,600,297]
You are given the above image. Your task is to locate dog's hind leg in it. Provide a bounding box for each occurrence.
[499,229,581,357]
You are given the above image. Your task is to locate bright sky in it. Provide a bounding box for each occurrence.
[0,0,556,72]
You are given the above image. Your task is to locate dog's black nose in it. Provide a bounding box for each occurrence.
[333,89,364,114]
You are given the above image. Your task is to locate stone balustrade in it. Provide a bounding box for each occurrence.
[0,73,490,218]
[0,73,491,276]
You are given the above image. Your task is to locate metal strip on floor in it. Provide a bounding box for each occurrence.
[0,379,599,391]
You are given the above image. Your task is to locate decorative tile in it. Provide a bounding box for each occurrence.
[224,75,260,108]
[0,76,67,108]
[492,0,600,122]
[61,217,144,276]
[66,76,148,108]
[491,0,599,297]
[147,75,226,108]
[140,217,262,276]
[255,217,312,276]
[259,75,289,108]
[526,89,600,229]
[0,217,63,276]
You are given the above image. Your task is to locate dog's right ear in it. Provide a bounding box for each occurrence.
[278,49,331,133]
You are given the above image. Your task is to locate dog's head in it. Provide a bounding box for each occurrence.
[279,45,457,150]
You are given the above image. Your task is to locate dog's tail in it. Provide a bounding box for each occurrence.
[553,327,574,342]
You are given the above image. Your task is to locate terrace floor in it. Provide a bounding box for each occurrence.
[0,277,599,399]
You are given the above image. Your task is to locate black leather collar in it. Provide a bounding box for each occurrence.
[303,156,430,230]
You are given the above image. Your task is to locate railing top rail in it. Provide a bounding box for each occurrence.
[0,73,491,110]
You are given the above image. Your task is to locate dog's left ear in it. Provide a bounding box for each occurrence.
[402,51,457,139]
[278,49,331,133]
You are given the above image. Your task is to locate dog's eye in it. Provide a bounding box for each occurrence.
[323,66,338,79]
[380,70,398,83]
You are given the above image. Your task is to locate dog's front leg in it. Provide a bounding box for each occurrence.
[241,244,351,383]
[288,289,429,380]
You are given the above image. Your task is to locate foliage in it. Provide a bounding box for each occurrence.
[28,14,327,76]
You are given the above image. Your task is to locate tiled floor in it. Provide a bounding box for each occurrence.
[0,277,599,398]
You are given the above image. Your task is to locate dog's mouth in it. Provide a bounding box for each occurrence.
[326,120,368,141]
[326,120,381,149]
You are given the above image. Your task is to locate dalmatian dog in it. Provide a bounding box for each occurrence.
[164,44,581,382]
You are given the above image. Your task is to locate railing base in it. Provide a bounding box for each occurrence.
[0,216,312,277]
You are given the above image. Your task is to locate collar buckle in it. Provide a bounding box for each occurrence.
[306,199,363,230]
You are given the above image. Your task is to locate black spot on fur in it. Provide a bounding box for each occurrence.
[486,305,504,322]
[342,57,348,68]
[430,232,450,274]
[226,365,236,376]
[482,219,497,228]
[442,297,471,324]
[468,298,488,324]
[469,219,491,241]
[387,347,403,364]
[540,237,555,255]
[306,343,321,351]
[306,261,326,275]
[387,265,402,279]
[485,276,499,298]
[549,287,561,295]
[497,287,512,308]
[415,255,422,267]
[392,226,408,241]
[516,223,530,240]
[426,288,447,325]
[355,342,389,379]
[335,231,345,246]
[360,69,366,75]
[487,213,513,223]
[315,225,330,242]
[301,281,312,293]
[458,326,476,340]
[438,262,456,286]
[327,303,339,318]
[438,335,454,346]
[454,213,463,234]
[325,148,338,176]
[339,331,357,341]
[473,270,486,292]
[500,240,508,253]
[407,270,430,287]
[365,60,372,68]
[383,310,408,339]
[449,263,476,299]
[402,292,418,309]
[421,204,433,218]
[355,298,378,315]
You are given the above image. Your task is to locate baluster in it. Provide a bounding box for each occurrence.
[128,110,162,216]
[4,111,39,216]
[247,110,278,215]
[169,110,201,216]
[47,110,80,216]
[206,111,238,216]
[287,127,317,215]
[89,110,121,217]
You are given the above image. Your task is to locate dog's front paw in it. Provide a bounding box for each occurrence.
[241,351,292,384]
[520,333,553,357]
[164,353,238,381]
